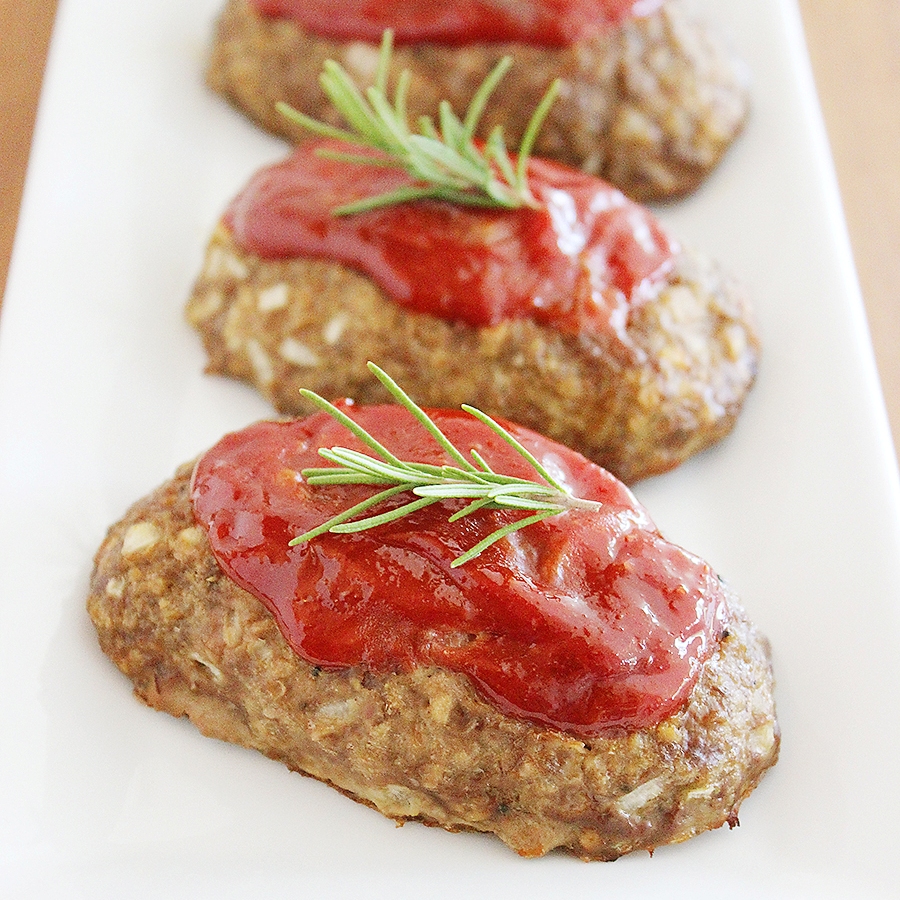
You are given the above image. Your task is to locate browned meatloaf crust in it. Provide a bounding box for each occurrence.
[206,0,749,203]
[186,224,759,484]
[87,463,779,861]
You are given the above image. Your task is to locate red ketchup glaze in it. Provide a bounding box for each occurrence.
[225,140,677,335]
[191,405,728,736]
[249,0,664,47]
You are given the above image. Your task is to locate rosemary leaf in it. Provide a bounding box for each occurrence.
[368,363,477,472]
[516,78,562,188]
[417,115,440,142]
[298,388,405,467]
[314,148,396,168]
[332,186,449,217]
[450,510,560,568]
[318,447,432,484]
[290,485,409,545]
[411,484,501,499]
[393,69,411,126]
[447,497,495,522]
[485,482,560,499]
[463,56,513,137]
[276,102,364,147]
[366,86,411,147]
[439,100,469,156]
[491,497,566,512]
[374,27,393,95]
[485,127,518,191]
[469,449,496,475]
[303,472,388,486]
[330,496,441,533]
[461,404,568,493]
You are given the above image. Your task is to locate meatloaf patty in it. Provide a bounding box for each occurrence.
[87,462,779,860]
[206,0,750,202]
[186,224,759,484]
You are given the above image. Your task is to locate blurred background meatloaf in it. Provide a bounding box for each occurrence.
[206,0,750,202]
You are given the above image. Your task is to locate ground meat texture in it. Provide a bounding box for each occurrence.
[186,224,759,484]
[206,0,750,202]
[87,464,779,861]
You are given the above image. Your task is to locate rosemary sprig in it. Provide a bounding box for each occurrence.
[289,363,602,567]
[276,31,560,215]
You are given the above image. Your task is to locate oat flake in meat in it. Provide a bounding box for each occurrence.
[87,403,779,860]
[206,0,750,202]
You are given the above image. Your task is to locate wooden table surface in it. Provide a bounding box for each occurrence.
[1,1,898,463]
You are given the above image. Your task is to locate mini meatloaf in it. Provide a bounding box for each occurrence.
[186,223,758,485]
[206,0,749,202]
[88,462,779,861]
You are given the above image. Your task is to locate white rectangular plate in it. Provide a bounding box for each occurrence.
[2,1,899,897]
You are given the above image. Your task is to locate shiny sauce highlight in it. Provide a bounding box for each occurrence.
[225,140,677,334]
[191,406,727,736]
[249,0,664,47]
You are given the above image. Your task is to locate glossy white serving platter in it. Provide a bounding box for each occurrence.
[2,1,899,897]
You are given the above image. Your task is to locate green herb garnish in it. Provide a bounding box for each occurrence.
[277,31,560,215]
[289,363,602,567]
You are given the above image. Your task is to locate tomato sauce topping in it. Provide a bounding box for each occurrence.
[225,140,677,335]
[249,0,663,47]
[191,405,727,735]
